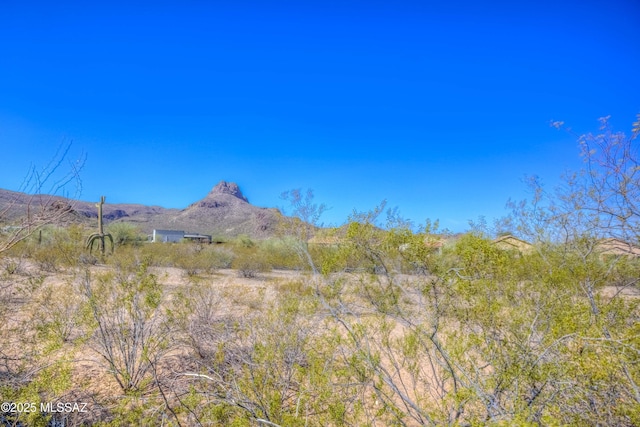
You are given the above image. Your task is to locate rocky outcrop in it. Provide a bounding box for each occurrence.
[175,181,279,238]
[208,181,249,202]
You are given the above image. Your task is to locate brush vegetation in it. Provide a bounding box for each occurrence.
[0,117,639,426]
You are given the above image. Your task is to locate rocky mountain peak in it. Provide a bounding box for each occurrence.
[208,181,249,203]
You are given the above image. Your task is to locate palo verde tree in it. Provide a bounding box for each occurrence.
[86,195,114,255]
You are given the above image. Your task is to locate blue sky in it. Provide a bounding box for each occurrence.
[1,0,638,231]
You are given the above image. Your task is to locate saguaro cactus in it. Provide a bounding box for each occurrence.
[86,196,114,255]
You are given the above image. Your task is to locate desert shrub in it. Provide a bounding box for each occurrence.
[1,238,30,260]
[233,257,268,278]
[315,216,640,426]
[235,234,255,248]
[274,279,316,300]
[138,241,179,267]
[167,281,227,361]
[31,247,60,272]
[104,245,147,282]
[232,247,271,278]
[201,245,235,269]
[308,243,349,274]
[451,232,514,278]
[0,359,74,427]
[26,225,87,271]
[178,292,350,426]
[172,245,204,276]
[125,240,235,274]
[259,237,305,270]
[169,244,234,276]
[107,222,146,247]
[0,267,77,426]
[30,279,86,351]
[81,263,170,393]
[1,255,26,276]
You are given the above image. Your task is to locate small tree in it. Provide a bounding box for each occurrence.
[571,115,640,242]
[501,115,640,248]
[279,188,328,274]
[107,222,145,246]
[510,115,640,244]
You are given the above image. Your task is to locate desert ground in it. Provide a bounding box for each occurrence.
[1,227,640,426]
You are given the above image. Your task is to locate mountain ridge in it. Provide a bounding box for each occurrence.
[0,181,281,239]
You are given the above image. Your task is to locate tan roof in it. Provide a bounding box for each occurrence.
[492,235,533,253]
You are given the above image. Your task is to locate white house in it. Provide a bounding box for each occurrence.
[152,229,185,243]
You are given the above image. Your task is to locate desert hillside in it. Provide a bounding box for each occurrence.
[0,180,281,239]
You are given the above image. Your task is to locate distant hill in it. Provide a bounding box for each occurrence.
[151,181,282,238]
[0,181,282,239]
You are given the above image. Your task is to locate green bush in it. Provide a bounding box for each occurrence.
[259,237,305,270]
[232,247,271,278]
[106,222,146,247]
[138,241,179,267]
[174,244,234,276]
[27,225,87,271]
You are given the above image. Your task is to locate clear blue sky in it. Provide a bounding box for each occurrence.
[1,0,638,231]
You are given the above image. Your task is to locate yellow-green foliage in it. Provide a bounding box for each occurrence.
[259,237,306,270]
[81,263,168,393]
[232,246,271,278]
[1,191,640,426]
[183,292,354,427]
[0,359,73,427]
[174,244,234,276]
[134,240,234,273]
[3,116,640,425]
[106,222,146,246]
[26,224,88,271]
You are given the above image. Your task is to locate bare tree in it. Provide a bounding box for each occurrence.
[574,115,640,242]
[545,115,640,243]
[0,142,84,254]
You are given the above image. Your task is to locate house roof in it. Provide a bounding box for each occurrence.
[154,229,185,235]
[184,233,212,239]
[492,235,533,252]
